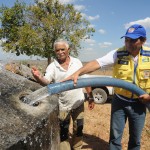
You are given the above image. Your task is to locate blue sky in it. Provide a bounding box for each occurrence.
[0,0,150,62]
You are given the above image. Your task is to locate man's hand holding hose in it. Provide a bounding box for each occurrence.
[139,94,150,103]
[63,70,81,86]
[63,60,100,86]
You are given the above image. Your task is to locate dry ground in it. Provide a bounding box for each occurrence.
[16,60,150,150]
[82,103,150,150]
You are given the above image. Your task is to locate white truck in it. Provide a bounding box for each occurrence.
[84,75,114,104]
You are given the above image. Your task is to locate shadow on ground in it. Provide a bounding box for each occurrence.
[82,133,109,150]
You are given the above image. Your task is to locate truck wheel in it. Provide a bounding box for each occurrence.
[92,88,107,104]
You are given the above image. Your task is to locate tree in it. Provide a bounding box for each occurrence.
[0,0,26,55]
[0,0,95,64]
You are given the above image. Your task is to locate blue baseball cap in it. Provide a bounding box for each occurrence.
[121,24,146,39]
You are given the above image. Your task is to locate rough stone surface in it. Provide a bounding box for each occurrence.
[0,65,60,150]
[5,62,36,81]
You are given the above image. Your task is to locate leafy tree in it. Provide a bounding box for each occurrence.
[0,0,26,55]
[0,0,95,64]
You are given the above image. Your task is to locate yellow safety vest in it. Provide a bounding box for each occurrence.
[113,46,150,98]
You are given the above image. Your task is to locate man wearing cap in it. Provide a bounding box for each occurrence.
[64,24,150,150]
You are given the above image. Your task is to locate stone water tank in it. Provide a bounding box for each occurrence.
[0,66,60,150]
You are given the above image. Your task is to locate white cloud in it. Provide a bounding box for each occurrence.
[74,5,85,11]
[81,13,100,21]
[89,24,95,28]
[144,41,150,46]
[81,13,86,18]
[58,0,74,4]
[98,29,106,34]
[124,17,150,29]
[98,42,112,48]
[88,15,100,21]
[85,47,93,51]
[39,0,75,4]
[84,39,96,45]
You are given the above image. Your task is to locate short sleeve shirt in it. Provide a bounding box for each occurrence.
[44,56,85,111]
[96,49,117,67]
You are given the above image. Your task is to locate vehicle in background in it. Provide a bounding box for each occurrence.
[83,75,114,104]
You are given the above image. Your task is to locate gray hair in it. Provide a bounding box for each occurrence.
[53,39,69,50]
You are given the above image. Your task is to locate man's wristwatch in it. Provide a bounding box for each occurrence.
[88,97,94,101]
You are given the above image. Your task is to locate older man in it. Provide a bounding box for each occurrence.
[32,39,94,150]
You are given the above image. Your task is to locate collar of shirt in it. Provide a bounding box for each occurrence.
[54,56,73,70]
[131,55,138,64]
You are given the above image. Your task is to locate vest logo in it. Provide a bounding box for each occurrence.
[142,57,150,62]
[118,60,129,65]
[143,70,150,79]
